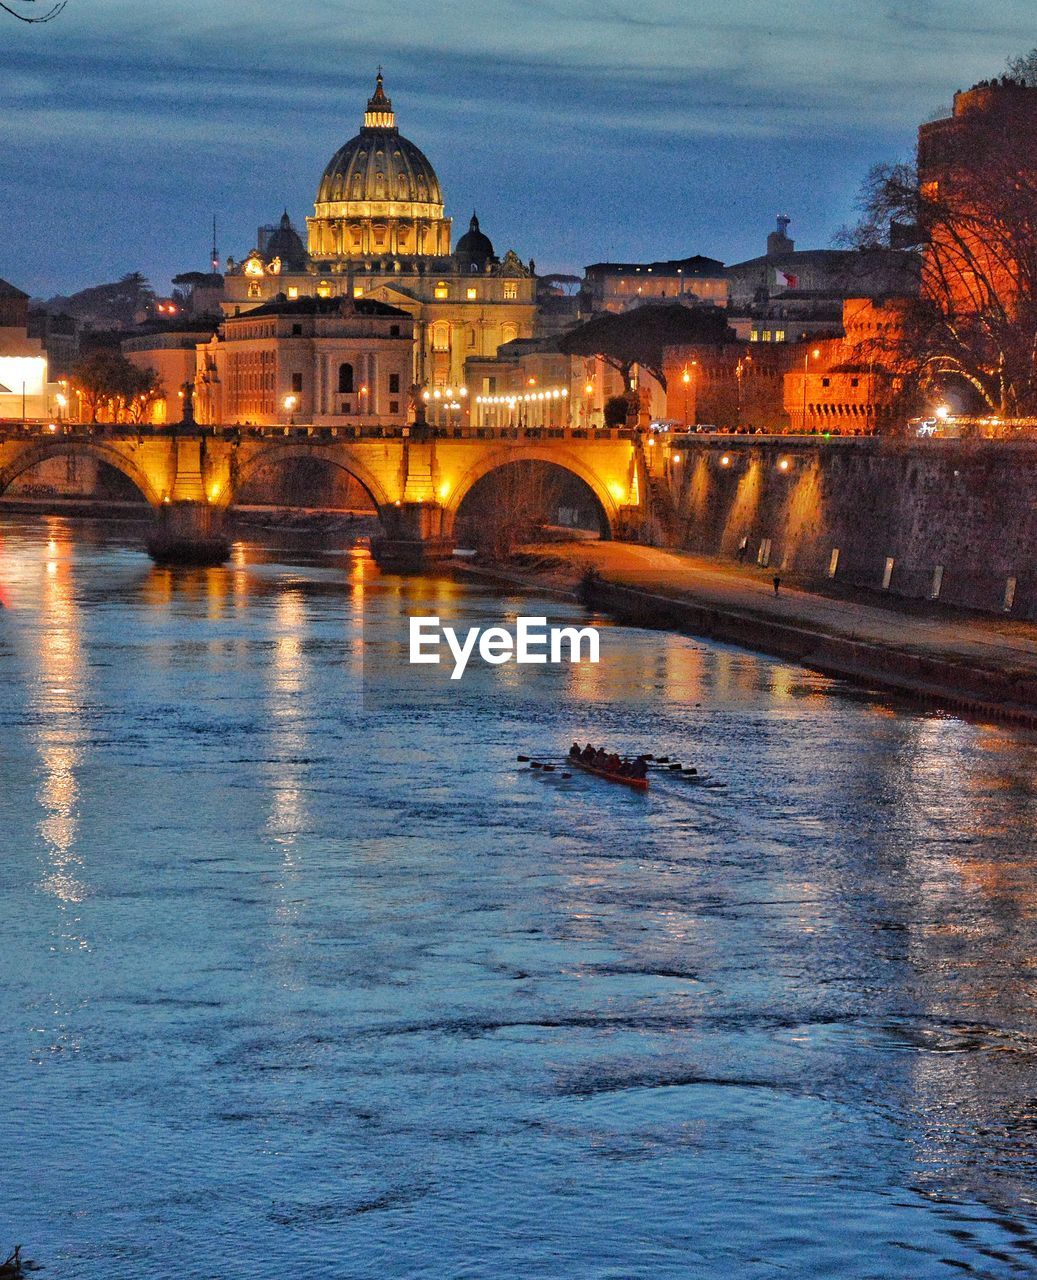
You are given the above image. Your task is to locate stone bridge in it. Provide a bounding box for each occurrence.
[0,424,646,566]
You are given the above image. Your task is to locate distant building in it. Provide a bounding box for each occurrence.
[221,74,536,389]
[26,310,79,379]
[662,339,794,432]
[123,329,219,424]
[194,294,413,427]
[726,218,918,343]
[581,255,728,314]
[0,277,55,421]
[466,337,627,430]
[781,297,910,433]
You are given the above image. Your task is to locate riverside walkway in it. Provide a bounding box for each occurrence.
[528,541,1037,723]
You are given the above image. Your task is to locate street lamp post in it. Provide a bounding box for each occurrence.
[283,393,298,426]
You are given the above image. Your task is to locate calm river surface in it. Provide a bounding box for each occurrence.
[4,516,1037,1279]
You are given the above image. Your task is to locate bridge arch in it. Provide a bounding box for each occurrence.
[225,441,392,513]
[0,439,163,506]
[444,445,622,538]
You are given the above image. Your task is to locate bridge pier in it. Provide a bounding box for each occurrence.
[145,501,231,566]
[371,501,454,572]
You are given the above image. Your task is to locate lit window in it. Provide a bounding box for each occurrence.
[353,286,365,298]
[287,286,299,300]
[434,282,449,299]
[317,281,332,298]
[466,287,478,300]
[503,282,518,300]
[774,329,785,342]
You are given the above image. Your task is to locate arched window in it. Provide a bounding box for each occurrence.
[338,362,355,394]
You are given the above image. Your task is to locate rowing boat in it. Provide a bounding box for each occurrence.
[570,757,650,792]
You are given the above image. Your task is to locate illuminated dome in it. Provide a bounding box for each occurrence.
[308,73,452,259]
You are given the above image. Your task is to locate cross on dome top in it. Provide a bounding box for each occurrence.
[364,70,396,129]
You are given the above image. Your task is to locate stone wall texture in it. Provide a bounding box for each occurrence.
[666,437,1037,618]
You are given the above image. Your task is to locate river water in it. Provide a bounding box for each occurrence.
[3,515,1037,1279]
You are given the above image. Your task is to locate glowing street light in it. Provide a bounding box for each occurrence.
[283,392,298,425]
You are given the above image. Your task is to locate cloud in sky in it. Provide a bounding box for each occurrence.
[2,0,1036,294]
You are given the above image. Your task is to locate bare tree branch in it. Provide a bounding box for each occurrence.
[0,0,67,20]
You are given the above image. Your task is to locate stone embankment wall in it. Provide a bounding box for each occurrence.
[665,437,1037,618]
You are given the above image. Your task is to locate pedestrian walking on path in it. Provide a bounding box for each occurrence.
[773,575,781,596]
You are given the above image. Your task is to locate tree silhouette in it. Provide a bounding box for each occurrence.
[558,304,733,391]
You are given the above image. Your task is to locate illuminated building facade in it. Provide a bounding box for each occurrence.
[222,74,536,390]
[581,256,728,314]
[194,295,414,427]
[917,80,1037,317]
[0,276,56,421]
[466,339,627,430]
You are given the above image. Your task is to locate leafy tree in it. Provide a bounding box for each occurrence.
[71,351,162,424]
[558,304,732,390]
[603,395,630,428]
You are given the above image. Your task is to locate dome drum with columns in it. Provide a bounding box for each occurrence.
[308,73,451,258]
[222,72,537,389]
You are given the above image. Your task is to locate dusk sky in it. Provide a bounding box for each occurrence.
[3,0,1036,298]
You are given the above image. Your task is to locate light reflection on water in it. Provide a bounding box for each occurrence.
[3,516,1037,1278]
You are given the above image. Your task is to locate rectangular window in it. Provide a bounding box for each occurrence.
[291,373,303,393]
[774,330,785,342]
[291,323,302,336]
[821,377,830,387]
[434,285,449,299]
[503,282,518,300]
[390,325,401,337]
[353,286,365,298]
[466,287,478,300]
[388,373,400,393]
[389,400,399,414]
[287,286,299,300]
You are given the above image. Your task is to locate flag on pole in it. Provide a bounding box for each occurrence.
[774,268,798,289]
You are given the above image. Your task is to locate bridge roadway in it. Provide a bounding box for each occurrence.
[0,423,646,566]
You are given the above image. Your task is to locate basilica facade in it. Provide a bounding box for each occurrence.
[222,73,537,389]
